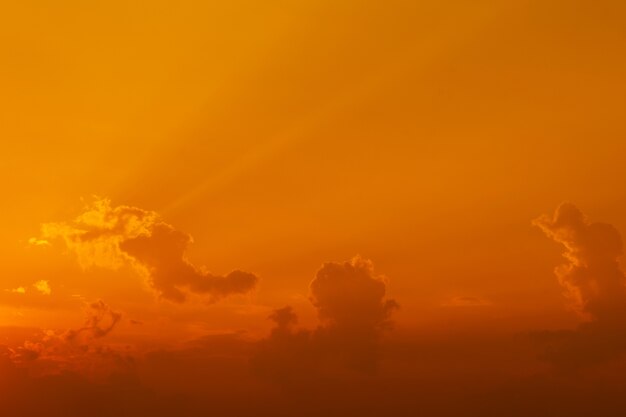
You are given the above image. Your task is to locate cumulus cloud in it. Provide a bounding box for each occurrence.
[38,198,259,303]
[253,256,398,382]
[534,203,626,367]
[310,256,399,372]
[310,256,398,332]
[534,203,626,321]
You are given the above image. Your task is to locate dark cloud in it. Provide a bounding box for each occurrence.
[310,256,399,372]
[39,198,259,303]
[252,307,317,386]
[310,257,398,332]
[534,203,626,367]
[268,305,298,330]
[119,222,257,303]
[253,256,399,384]
[64,300,122,342]
[0,354,169,417]
[8,300,130,376]
[3,325,626,417]
[13,204,626,415]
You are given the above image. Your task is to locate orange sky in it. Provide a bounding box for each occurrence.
[2,1,626,416]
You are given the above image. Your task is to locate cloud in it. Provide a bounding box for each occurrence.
[0,285,71,310]
[39,197,259,303]
[8,300,130,377]
[310,256,398,332]
[534,203,626,367]
[534,203,626,321]
[310,256,399,372]
[28,237,50,246]
[252,307,316,385]
[253,256,398,383]
[268,305,298,330]
[119,222,258,303]
[6,281,51,296]
[63,300,122,342]
[34,280,51,295]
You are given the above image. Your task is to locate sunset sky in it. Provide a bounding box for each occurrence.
[2,1,626,416]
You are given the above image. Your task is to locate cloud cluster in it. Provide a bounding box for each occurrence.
[6,300,131,379]
[535,203,626,367]
[5,246,626,416]
[39,198,259,303]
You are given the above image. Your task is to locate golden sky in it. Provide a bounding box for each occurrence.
[2,1,626,416]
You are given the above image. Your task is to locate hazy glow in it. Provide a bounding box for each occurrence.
[2,0,626,416]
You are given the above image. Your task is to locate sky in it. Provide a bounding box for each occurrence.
[2,0,626,416]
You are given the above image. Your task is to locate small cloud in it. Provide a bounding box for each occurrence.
[10,287,26,295]
[33,280,51,295]
[442,296,491,307]
[28,237,50,246]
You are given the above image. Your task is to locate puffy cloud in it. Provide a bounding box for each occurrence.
[310,256,398,332]
[119,222,258,303]
[534,203,626,321]
[310,256,399,372]
[10,287,26,294]
[534,203,626,367]
[253,257,398,382]
[39,198,259,303]
[40,198,157,270]
[34,280,51,295]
